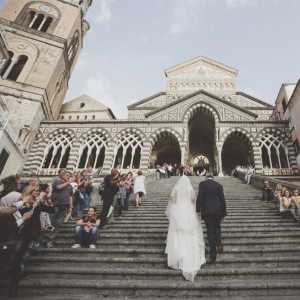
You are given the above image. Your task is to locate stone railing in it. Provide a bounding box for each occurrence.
[261,168,294,176]
[236,170,300,222]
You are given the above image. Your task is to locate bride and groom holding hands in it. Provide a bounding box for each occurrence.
[165,172,227,282]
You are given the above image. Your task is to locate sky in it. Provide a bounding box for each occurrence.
[1,0,300,118]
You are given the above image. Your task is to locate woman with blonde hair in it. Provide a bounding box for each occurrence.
[291,189,300,220]
[280,189,292,217]
[133,170,146,208]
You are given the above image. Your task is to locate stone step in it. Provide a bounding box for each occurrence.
[28,255,300,268]
[24,266,300,281]
[16,278,300,297]
[30,245,300,257]
[8,176,300,299]
[10,295,300,300]
[62,220,296,228]
[54,232,300,241]
[52,237,300,247]
[60,224,297,232]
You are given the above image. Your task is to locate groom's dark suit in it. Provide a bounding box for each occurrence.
[196,177,226,262]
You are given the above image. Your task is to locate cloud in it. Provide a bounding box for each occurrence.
[83,72,126,118]
[93,0,114,24]
[169,0,207,36]
[225,0,278,8]
[225,0,251,7]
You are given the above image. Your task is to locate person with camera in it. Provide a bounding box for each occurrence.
[49,169,72,247]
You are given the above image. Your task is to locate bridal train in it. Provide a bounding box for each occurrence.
[165,175,206,282]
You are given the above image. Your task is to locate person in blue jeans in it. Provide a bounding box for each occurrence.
[72,207,100,249]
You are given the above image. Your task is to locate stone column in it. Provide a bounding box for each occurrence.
[67,139,81,171]
[252,142,263,175]
[22,139,45,175]
[180,142,187,166]
[139,141,151,171]
[216,142,223,177]
[102,141,116,175]
[286,141,297,173]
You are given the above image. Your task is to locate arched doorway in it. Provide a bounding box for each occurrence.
[221,131,254,175]
[188,106,217,174]
[150,131,181,167]
[191,154,210,175]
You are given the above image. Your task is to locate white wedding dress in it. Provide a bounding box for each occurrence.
[165,175,206,282]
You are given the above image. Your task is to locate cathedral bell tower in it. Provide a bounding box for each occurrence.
[0,0,92,177]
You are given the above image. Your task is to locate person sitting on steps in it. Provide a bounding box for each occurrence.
[72,207,100,249]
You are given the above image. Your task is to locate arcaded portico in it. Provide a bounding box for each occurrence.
[22,57,298,177]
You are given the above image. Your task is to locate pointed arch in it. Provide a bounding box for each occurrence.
[149,129,182,167]
[41,130,74,170]
[77,129,108,170]
[221,129,254,175]
[255,128,292,175]
[112,129,144,169]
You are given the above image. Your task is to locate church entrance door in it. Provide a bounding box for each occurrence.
[188,106,217,174]
[221,131,254,175]
[150,131,181,167]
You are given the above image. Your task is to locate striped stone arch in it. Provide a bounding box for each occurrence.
[220,127,255,174]
[182,101,220,126]
[75,128,111,170]
[40,128,76,170]
[220,127,254,147]
[254,127,296,174]
[114,127,147,141]
[254,128,291,144]
[112,128,145,169]
[148,127,183,147]
[147,128,183,167]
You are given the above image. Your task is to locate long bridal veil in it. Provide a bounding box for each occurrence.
[165,175,206,282]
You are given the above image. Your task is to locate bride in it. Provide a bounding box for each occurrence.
[165,174,206,282]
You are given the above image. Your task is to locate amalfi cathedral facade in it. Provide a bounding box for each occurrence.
[0,0,299,179]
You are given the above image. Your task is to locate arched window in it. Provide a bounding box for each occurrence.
[6,55,28,81]
[0,51,14,78]
[68,31,80,66]
[258,133,290,170]
[113,131,143,169]
[77,131,107,170]
[17,2,60,33]
[31,14,44,30]
[41,131,73,169]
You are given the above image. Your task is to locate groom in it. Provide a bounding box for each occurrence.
[196,173,227,264]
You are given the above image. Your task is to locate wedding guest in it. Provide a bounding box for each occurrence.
[124,173,133,210]
[280,189,292,217]
[49,170,72,247]
[133,170,146,208]
[0,174,21,198]
[273,184,283,207]
[291,189,300,221]
[262,180,273,201]
[100,169,119,227]
[39,183,54,231]
[72,207,100,249]
[116,175,127,215]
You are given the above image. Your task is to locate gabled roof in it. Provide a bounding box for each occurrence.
[164,56,238,77]
[127,92,166,109]
[145,89,258,119]
[236,92,274,108]
[274,83,297,106]
[62,95,116,119]
[288,79,300,108]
